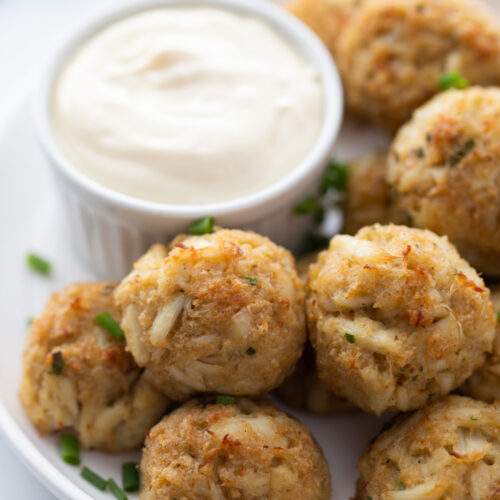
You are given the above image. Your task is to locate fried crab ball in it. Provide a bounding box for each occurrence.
[388,87,500,276]
[307,224,495,415]
[287,0,361,58]
[114,229,306,401]
[343,152,408,235]
[338,0,500,130]
[461,286,500,403]
[356,396,500,499]
[140,398,331,500]
[20,283,169,452]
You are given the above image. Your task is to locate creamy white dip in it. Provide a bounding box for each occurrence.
[52,7,323,205]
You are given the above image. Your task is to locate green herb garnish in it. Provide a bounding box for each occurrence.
[245,277,258,286]
[187,217,214,235]
[108,478,128,500]
[398,480,406,490]
[26,253,51,275]
[496,311,500,323]
[471,415,479,421]
[95,312,125,342]
[122,462,140,493]
[321,160,349,193]
[81,466,107,491]
[51,351,64,375]
[60,434,80,466]
[293,196,324,222]
[216,395,235,406]
[246,347,256,356]
[345,333,356,344]
[439,71,469,91]
[448,139,475,166]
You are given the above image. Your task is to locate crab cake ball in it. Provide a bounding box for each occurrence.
[287,0,361,58]
[307,224,495,415]
[338,0,500,130]
[388,87,500,276]
[114,229,306,400]
[20,283,169,452]
[462,287,500,403]
[357,396,500,499]
[343,152,408,235]
[140,398,331,500]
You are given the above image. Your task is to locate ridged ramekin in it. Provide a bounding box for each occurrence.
[35,0,343,280]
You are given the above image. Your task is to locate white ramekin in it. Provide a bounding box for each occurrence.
[35,0,343,280]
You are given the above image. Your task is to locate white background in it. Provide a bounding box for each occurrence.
[0,2,116,497]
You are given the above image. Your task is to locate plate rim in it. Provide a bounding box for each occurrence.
[0,88,93,500]
[0,404,92,500]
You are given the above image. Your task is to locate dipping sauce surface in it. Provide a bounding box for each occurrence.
[52,7,323,205]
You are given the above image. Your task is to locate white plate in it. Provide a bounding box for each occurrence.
[2,1,499,497]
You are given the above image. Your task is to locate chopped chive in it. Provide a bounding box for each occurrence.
[26,253,51,275]
[448,139,475,166]
[245,276,258,286]
[108,478,128,500]
[246,346,256,356]
[51,351,64,375]
[345,333,356,344]
[470,415,479,421]
[293,196,324,222]
[81,466,107,491]
[95,312,125,342]
[216,395,235,405]
[439,71,469,91]
[187,217,214,235]
[321,160,349,193]
[398,480,406,490]
[122,462,140,492]
[60,434,80,466]
[496,311,500,323]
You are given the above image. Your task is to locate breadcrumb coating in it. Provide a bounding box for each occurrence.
[356,396,500,500]
[307,224,495,415]
[115,229,306,400]
[140,398,331,499]
[20,283,169,451]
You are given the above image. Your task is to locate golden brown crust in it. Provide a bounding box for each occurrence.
[19,283,169,452]
[343,152,408,235]
[115,229,306,400]
[356,396,500,500]
[307,224,495,415]
[140,398,331,499]
[338,0,500,130]
[388,87,500,276]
